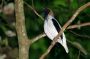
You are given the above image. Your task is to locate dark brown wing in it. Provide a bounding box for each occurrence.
[51,18,63,39]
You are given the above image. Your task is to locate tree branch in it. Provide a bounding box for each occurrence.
[24,2,90,44]
[67,22,90,29]
[69,30,90,39]
[24,1,44,20]
[31,22,90,44]
[31,33,46,44]
[15,1,90,59]
[40,2,90,59]
[15,0,30,59]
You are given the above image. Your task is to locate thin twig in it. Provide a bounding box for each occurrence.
[69,30,90,39]
[67,22,90,29]
[24,1,44,20]
[77,50,80,59]
[40,2,90,59]
[0,0,4,12]
[31,0,34,8]
[31,33,46,44]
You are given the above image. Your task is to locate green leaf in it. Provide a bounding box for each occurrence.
[53,0,66,6]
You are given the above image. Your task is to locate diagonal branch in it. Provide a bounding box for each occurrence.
[40,2,90,59]
[24,1,44,20]
[31,33,46,44]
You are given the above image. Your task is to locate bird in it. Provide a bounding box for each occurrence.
[44,8,69,53]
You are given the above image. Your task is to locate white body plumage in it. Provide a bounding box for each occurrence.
[44,15,69,53]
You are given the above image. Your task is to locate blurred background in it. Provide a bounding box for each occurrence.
[0,0,90,59]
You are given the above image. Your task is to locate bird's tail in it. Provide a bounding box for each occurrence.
[62,41,69,53]
[58,33,69,53]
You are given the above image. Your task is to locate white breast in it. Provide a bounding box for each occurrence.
[44,19,58,40]
[44,15,69,53]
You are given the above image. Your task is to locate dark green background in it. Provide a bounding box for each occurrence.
[0,0,90,59]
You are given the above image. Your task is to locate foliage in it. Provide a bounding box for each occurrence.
[0,0,90,59]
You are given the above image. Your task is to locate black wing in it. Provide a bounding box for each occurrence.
[52,18,63,39]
